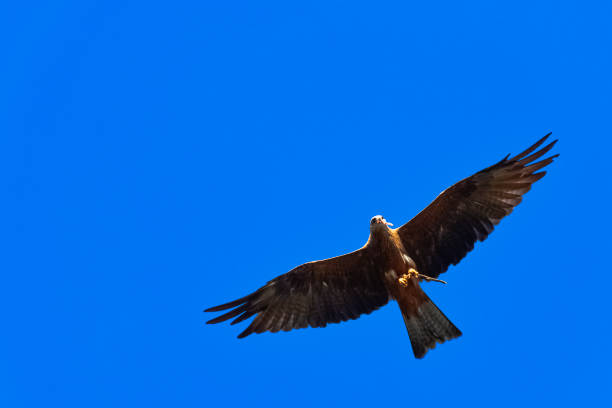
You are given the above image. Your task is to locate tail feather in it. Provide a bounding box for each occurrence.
[401,296,462,359]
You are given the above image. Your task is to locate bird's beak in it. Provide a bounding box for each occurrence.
[385,221,393,226]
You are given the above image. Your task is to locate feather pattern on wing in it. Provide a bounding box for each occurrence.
[396,133,558,278]
[205,248,389,338]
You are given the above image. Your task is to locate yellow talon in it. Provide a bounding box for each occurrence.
[398,269,419,286]
[399,268,447,286]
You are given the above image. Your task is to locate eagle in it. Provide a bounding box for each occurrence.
[205,134,558,358]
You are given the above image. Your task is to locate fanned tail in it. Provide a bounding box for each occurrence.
[400,293,462,359]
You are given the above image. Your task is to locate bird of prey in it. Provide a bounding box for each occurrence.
[206,134,558,358]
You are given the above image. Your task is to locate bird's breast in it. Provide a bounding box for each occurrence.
[378,242,420,300]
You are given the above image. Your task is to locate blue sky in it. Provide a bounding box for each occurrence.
[4,1,611,407]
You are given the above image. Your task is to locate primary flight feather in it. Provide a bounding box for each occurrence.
[206,134,558,358]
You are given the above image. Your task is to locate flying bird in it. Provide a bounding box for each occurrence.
[205,134,558,358]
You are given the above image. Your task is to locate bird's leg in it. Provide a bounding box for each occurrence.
[399,268,447,287]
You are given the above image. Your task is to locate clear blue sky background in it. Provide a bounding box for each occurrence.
[4,1,611,407]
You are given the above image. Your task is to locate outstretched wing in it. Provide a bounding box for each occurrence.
[397,133,558,278]
[205,248,389,338]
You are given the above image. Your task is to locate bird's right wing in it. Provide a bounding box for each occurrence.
[396,134,558,278]
[205,248,389,338]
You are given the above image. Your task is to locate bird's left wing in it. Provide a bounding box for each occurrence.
[396,134,558,279]
[205,248,389,338]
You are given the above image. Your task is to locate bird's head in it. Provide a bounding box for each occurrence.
[370,215,393,231]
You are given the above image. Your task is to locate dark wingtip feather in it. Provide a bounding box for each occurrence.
[206,304,250,324]
[231,311,256,325]
[205,304,234,313]
[237,329,252,339]
[510,133,553,162]
[204,295,251,312]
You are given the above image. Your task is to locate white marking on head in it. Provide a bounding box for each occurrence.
[370,215,393,228]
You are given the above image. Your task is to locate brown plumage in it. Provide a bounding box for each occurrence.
[206,134,558,358]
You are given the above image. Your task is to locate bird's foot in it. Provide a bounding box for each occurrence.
[399,268,447,286]
[398,268,419,287]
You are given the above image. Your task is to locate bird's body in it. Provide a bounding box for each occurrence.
[367,220,421,311]
[368,222,462,358]
[206,135,558,358]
